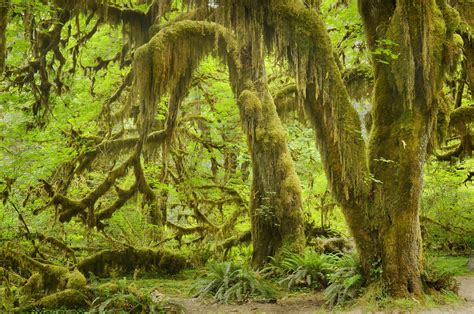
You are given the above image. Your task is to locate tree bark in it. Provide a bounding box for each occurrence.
[0,0,10,73]
[359,0,452,296]
[261,0,453,296]
[133,20,305,266]
[237,46,305,267]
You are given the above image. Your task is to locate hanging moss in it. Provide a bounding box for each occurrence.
[53,0,156,45]
[256,1,370,210]
[238,88,305,265]
[272,84,307,122]
[433,95,451,149]
[131,20,240,139]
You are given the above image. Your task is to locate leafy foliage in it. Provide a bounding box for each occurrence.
[191,262,277,304]
[324,253,364,307]
[422,159,474,253]
[262,250,335,290]
[422,255,460,293]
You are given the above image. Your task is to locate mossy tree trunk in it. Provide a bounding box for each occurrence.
[263,0,455,296]
[131,20,305,267]
[0,0,10,73]
[237,46,305,267]
[452,1,474,157]
[358,0,451,296]
[452,0,474,93]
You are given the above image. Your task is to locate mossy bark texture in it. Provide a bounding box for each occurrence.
[132,20,306,267]
[257,0,454,297]
[357,0,452,297]
[236,44,305,267]
[0,0,10,73]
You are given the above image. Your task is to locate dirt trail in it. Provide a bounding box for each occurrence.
[174,292,325,314]
[173,275,474,313]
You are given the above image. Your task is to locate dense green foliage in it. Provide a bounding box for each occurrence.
[191,262,276,303]
[0,0,472,311]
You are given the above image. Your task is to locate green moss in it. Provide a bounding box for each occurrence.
[27,289,88,310]
[450,105,474,127]
[77,247,188,276]
[65,269,87,290]
[131,20,240,138]
[21,273,43,297]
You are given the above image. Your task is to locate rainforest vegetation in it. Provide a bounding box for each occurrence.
[0,0,473,312]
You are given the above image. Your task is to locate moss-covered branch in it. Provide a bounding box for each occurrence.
[131,20,239,136]
[267,0,370,211]
[41,147,143,226]
[217,230,252,254]
[32,233,77,264]
[3,246,86,294]
[449,105,474,127]
[76,247,186,276]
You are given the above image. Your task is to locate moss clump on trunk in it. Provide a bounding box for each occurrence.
[238,86,305,266]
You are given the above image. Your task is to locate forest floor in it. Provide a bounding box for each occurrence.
[91,258,474,313]
[141,274,474,313]
[169,276,474,313]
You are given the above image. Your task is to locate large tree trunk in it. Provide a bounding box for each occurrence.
[238,47,305,266]
[237,46,305,266]
[367,71,431,296]
[359,0,452,296]
[260,0,454,296]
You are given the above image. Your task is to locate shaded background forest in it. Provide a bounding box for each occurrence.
[0,0,473,311]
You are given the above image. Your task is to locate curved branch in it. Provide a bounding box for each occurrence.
[449,105,474,128]
[131,20,240,136]
[268,1,370,206]
[49,152,138,223]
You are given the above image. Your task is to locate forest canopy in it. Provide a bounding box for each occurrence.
[0,0,473,311]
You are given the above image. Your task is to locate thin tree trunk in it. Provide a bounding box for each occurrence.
[0,0,10,73]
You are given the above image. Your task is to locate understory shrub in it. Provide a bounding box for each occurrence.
[191,261,276,304]
[262,250,336,290]
[91,279,184,313]
[324,253,364,307]
[422,256,459,293]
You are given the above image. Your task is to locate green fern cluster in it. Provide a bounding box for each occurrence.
[262,250,336,290]
[324,253,364,307]
[191,262,277,304]
[422,256,459,293]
